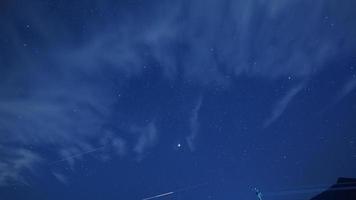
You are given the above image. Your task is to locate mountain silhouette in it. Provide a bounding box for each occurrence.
[309,177,356,200]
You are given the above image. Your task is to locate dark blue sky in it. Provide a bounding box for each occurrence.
[0,0,356,200]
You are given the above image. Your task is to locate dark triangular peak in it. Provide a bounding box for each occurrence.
[310,177,356,200]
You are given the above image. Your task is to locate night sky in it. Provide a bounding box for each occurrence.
[1,0,356,200]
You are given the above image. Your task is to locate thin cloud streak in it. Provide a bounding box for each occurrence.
[186,98,202,151]
[52,172,69,185]
[322,77,356,113]
[338,78,356,101]
[264,84,304,127]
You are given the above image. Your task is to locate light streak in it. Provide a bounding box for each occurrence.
[49,146,106,165]
[141,182,208,200]
[142,191,174,200]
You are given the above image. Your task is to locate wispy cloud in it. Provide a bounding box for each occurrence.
[337,78,356,101]
[57,0,338,83]
[0,147,42,186]
[264,84,304,127]
[186,98,203,151]
[0,0,355,186]
[99,132,127,157]
[322,77,356,112]
[2,0,350,84]
[133,122,158,159]
[110,138,127,157]
[52,171,69,185]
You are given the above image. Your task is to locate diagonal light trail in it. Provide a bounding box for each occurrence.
[141,182,208,200]
[142,191,174,200]
[49,146,106,165]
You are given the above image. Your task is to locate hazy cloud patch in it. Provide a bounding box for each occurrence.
[0,147,42,186]
[133,122,158,159]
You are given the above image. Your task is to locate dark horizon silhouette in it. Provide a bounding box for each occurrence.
[310,177,356,200]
